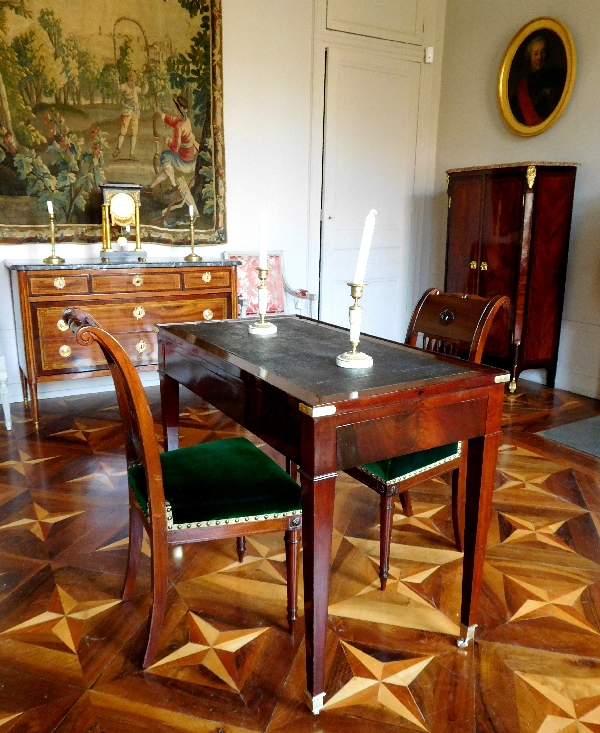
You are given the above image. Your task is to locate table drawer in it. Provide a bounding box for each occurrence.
[36,298,228,344]
[183,269,231,290]
[90,273,181,294]
[29,275,90,296]
[39,330,158,373]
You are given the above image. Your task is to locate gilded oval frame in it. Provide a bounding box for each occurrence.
[498,17,576,137]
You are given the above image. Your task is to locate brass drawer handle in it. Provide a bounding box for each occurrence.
[54,277,66,289]
[470,261,477,270]
[132,275,143,287]
[203,309,214,320]
[202,271,212,283]
[480,261,488,271]
[59,345,71,358]
[57,319,69,332]
[135,339,147,353]
[133,306,145,320]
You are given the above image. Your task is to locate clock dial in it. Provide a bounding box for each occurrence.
[110,192,136,220]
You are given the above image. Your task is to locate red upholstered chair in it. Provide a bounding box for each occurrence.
[62,308,302,668]
[344,289,510,590]
[227,252,316,318]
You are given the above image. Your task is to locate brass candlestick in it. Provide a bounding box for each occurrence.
[248,267,277,335]
[101,203,112,253]
[43,212,64,264]
[336,282,373,368]
[135,202,142,252]
[184,212,201,262]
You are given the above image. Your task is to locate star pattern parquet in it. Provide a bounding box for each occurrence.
[1,381,600,731]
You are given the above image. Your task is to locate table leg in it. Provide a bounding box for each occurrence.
[457,430,500,647]
[300,469,336,715]
[160,373,180,452]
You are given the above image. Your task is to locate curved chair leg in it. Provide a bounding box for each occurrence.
[379,493,395,591]
[143,536,169,668]
[284,527,300,631]
[236,536,246,563]
[122,505,144,601]
[451,445,467,552]
[398,489,413,516]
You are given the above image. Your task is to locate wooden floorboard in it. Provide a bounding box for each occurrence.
[1,379,600,731]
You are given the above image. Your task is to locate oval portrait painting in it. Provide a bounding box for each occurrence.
[498,18,576,136]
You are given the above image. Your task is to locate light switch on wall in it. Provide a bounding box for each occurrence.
[425,47,434,64]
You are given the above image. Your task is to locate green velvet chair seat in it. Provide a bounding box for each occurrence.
[361,442,461,485]
[128,437,301,529]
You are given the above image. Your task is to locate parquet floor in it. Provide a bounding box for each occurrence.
[1,381,600,732]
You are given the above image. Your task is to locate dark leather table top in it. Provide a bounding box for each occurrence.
[161,317,478,403]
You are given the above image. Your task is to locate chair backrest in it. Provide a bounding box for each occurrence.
[228,253,286,315]
[62,308,166,526]
[405,289,510,363]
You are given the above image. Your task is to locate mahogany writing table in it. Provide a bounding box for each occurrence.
[157,316,508,713]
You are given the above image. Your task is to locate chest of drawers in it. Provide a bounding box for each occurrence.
[6,260,238,427]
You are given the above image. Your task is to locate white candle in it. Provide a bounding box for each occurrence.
[189,203,194,218]
[125,225,130,233]
[47,200,53,215]
[259,211,268,269]
[353,209,377,285]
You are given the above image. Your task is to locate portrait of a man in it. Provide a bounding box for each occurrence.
[498,17,577,137]
[508,31,567,126]
[499,18,575,137]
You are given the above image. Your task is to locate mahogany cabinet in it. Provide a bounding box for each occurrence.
[445,163,577,391]
[6,259,238,427]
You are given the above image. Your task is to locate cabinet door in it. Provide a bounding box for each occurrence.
[523,168,576,366]
[445,174,484,294]
[479,171,526,358]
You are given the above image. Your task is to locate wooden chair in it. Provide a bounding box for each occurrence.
[345,289,509,590]
[62,308,302,668]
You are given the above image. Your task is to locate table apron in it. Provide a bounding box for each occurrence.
[336,396,489,470]
[161,343,302,460]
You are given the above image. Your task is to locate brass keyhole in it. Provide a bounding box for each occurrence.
[439,308,456,326]
[135,340,147,353]
[203,309,214,321]
[54,277,66,289]
[480,261,488,271]
[133,306,145,320]
[202,271,212,283]
[470,261,477,270]
[132,275,143,287]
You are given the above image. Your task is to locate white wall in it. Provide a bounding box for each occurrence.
[434,0,600,396]
[221,0,313,289]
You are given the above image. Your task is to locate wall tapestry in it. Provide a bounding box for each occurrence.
[0,0,226,245]
[498,17,576,137]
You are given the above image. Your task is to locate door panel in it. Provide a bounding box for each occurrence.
[326,0,425,45]
[320,47,421,343]
[480,173,525,358]
[445,176,484,294]
[524,169,576,363]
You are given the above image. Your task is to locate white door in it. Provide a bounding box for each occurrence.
[319,46,421,342]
